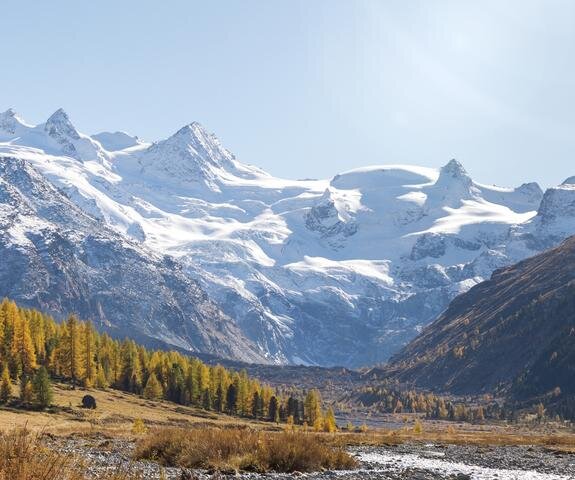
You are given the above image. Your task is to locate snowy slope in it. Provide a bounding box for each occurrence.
[0,155,264,363]
[1,108,573,367]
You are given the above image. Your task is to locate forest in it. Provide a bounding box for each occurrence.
[0,298,336,430]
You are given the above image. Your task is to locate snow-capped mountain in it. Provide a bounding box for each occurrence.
[0,154,264,363]
[1,108,573,367]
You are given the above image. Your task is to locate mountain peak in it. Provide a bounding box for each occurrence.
[170,122,212,144]
[434,158,473,191]
[562,176,575,185]
[46,107,70,123]
[42,109,108,162]
[440,159,468,179]
[0,108,16,119]
[0,108,25,134]
[153,121,235,168]
[45,108,80,140]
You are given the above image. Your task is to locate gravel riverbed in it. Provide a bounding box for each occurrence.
[46,435,575,479]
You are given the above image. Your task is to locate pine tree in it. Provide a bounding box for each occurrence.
[166,363,185,403]
[0,365,12,403]
[29,311,46,364]
[269,395,279,423]
[143,373,163,400]
[475,406,485,422]
[32,366,52,409]
[252,391,261,419]
[214,384,224,412]
[202,388,212,410]
[226,383,238,415]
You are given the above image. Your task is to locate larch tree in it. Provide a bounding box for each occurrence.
[0,299,306,425]
[143,372,163,400]
[11,306,37,375]
[59,315,84,387]
[305,389,323,425]
[83,321,96,387]
[323,407,337,433]
[0,364,12,403]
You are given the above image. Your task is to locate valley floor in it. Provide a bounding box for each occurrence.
[43,434,575,479]
[1,383,575,479]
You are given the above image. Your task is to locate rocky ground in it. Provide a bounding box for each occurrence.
[45,434,575,479]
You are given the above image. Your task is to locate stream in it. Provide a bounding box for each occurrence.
[356,450,573,479]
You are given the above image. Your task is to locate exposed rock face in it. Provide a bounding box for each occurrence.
[0,156,265,363]
[385,235,575,396]
[0,109,574,367]
[0,109,19,134]
[43,108,107,162]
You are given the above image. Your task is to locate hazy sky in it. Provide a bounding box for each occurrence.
[2,1,574,187]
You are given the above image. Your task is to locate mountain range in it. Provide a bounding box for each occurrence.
[1,107,574,367]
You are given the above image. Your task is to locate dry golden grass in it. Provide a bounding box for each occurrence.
[135,427,358,473]
[0,382,262,436]
[331,425,575,453]
[2,381,574,457]
[0,428,141,480]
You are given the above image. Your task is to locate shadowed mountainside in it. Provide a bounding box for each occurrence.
[384,235,575,398]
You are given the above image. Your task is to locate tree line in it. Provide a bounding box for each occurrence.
[0,298,335,429]
[352,385,498,423]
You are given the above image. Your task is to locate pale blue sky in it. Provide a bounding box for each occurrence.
[1,1,574,187]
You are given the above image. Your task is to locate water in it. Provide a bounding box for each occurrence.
[357,450,575,480]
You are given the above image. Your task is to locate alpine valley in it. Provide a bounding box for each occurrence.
[1,108,574,368]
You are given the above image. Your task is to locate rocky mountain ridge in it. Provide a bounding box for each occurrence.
[1,107,574,367]
[383,234,575,409]
[0,155,264,363]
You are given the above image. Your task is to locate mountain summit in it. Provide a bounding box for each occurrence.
[0,108,574,366]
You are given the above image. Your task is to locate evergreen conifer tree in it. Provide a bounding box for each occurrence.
[32,366,53,409]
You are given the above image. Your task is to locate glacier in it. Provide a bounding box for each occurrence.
[1,107,574,367]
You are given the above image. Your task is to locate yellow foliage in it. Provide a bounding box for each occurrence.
[413,419,423,434]
[132,418,148,435]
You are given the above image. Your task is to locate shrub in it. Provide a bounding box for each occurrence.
[413,419,423,434]
[135,427,358,473]
[0,428,142,480]
[132,418,148,435]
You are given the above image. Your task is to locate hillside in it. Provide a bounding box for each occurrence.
[385,235,575,403]
[0,382,254,433]
[0,299,310,428]
[2,108,575,366]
